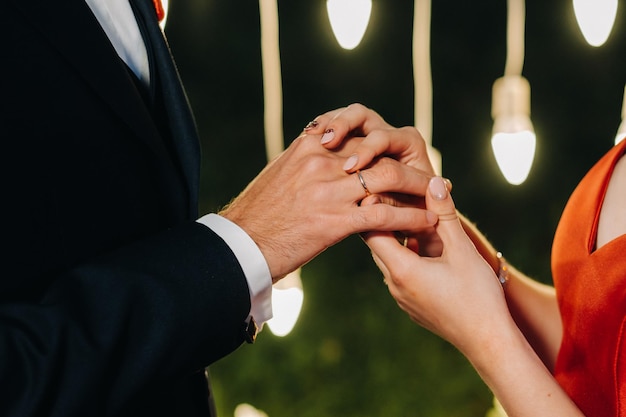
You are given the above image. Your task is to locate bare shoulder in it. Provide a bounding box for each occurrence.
[597,154,626,249]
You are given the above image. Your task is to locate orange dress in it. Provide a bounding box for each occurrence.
[552,139,626,416]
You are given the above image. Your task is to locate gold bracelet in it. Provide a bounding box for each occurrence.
[496,252,510,287]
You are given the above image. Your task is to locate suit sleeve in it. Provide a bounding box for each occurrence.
[1,3,255,416]
[0,222,251,417]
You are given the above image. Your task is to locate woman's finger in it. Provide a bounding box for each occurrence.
[341,126,432,174]
[424,176,467,248]
[302,108,345,133]
[306,104,389,147]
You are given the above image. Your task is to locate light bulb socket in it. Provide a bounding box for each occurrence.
[490,76,536,185]
[492,114,535,136]
[491,75,531,120]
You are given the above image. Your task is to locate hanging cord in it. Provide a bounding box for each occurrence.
[259,0,284,161]
[504,0,525,76]
[413,0,433,146]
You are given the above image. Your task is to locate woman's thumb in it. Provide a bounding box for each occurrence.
[427,176,464,242]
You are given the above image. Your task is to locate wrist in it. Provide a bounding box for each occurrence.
[496,252,510,287]
[463,314,528,374]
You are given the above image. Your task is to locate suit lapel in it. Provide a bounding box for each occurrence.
[11,0,165,150]
[130,0,201,214]
[10,0,199,215]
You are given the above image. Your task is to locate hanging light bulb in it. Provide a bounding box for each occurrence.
[616,85,626,145]
[413,0,442,175]
[573,0,618,47]
[326,0,372,50]
[234,404,268,417]
[491,75,537,185]
[266,270,304,337]
[490,0,535,185]
[259,0,305,337]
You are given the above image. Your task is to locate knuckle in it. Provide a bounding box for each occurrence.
[401,126,427,149]
[400,125,423,139]
[376,159,403,185]
[346,102,367,112]
[366,128,386,142]
[299,153,332,176]
[298,132,321,147]
[388,264,413,288]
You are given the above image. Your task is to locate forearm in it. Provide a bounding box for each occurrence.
[466,320,583,417]
[460,213,562,370]
[501,264,562,370]
[369,179,581,415]
[1,222,251,416]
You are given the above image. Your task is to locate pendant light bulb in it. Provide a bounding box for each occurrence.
[234,404,268,417]
[266,270,304,337]
[491,76,536,185]
[326,0,372,50]
[573,0,618,47]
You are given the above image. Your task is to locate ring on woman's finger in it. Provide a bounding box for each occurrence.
[303,120,319,130]
[356,169,371,197]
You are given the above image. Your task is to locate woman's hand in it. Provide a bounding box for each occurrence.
[362,176,509,350]
[362,177,584,416]
[305,103,436,175]
[219,132,437,282]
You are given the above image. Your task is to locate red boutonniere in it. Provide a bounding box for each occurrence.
[152,0,165,22]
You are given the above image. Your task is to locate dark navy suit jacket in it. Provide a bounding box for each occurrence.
[1,1,251,415]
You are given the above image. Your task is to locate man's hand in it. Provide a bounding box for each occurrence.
[220,129,436,281]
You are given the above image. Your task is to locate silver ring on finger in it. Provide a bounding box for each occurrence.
[356,169,371,198]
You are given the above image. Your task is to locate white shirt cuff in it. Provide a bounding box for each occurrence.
[196,213,273,325]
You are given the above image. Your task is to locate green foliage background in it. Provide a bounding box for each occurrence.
[210,237,491,417]
[164,1,626,416]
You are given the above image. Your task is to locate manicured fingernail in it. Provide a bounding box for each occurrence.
[426,210,438,225]
[429,176,448,201]
[304,120,318,130]
[343,154,358,171]
[320,129,335,144]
